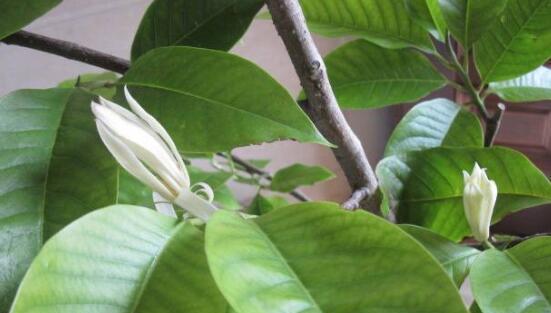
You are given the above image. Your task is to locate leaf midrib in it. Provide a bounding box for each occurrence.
[129,221,184,313]
[124,82,309,138]
[39,89,75,245]
[504,251,551,308]
[249,219,324,313]
[172,0,238,45]
[481,0,548,83]
[307,20,431,49]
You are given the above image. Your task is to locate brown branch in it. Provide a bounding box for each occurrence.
[266,0,379,211]
[1,30,130,74]
[484,103,506,147]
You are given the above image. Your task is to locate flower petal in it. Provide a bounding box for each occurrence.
[124,86,189,186]
[96,120,174,200]
[93,102,183,192]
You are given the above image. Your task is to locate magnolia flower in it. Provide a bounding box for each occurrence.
[462,163,498,242]
[91,86,217,221]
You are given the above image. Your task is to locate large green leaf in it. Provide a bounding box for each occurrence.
[325,40,445,109]
[404,0,448,40]
[400,224,480,286]
[300,0,434,51]
[439,0,507,47]
[0,88,119,311]
[121,47,328,152]
[475,0,551,83]
[206,203,468,313]
[489,66,551,102]
[188,166,240,211]
[377,147,551,241]
[131,0,263,61]
[10,205,228,313]
[384,98,483,156]
[270,163,335,192]
[0,0,61,39]
[470,236,551,313]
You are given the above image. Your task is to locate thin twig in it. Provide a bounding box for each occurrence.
[216,153,310,202]
[265,0,379,211]
[1,30,130,74]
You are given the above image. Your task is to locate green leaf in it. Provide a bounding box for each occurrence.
[325,40,445,109]
[300,0,434,51]
[58,72,119,99]
[205,203,468,313]
[270,163,335,192]
[439,0,507,47]
[116,170,155,208]
[188,166,240,211]
[384,98,483,156]
[404,0,448,40]
[121,47,329,152]
[470,236,551,313]
[400,224,480,286]
[0,0,61,39]
[246,194,289,215]
[475,0,551,83]
[131,0,263,61]
[10,205,228,313]
[0,88,119,311]
[377,147,551,241]
[489,66,551,102]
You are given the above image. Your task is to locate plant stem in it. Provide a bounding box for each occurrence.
[1,30,130,74]
[265,0,379,211]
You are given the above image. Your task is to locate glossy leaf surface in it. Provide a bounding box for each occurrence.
[131,0,263,60]
[206,203,469,313]
[405,0,447,39]
[377,147,551,241]
[10,205,227,313]
[0,88,118,311]
[325,40,445,109]
[300,0,434,51]
[489,67,551,102]
[470,237,551,313]
[384,98,483,156]
[270,164,335,192]
[439,0,507,47]
[122,47,328,152]
[0,0,61,39]
[475,0,551,82]
[401,224,480,286]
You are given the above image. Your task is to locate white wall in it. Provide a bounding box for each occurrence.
[0,0,396,204]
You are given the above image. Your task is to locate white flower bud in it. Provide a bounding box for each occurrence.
[462,163,498,242]
[91,86,217,221]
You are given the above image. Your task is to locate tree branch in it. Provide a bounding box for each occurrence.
[265,0,379,211]
[1,30,130,74]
